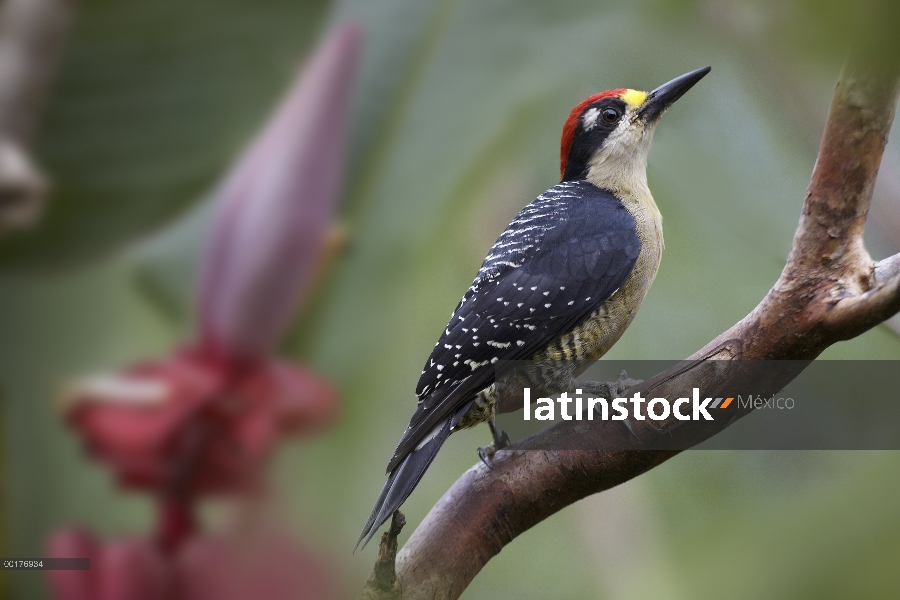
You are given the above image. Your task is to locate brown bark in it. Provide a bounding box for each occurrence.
[360,55,900,599]
[359,512,406,600]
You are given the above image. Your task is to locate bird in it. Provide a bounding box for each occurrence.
[358,66,711,548]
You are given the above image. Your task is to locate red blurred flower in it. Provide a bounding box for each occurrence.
[53,22,361,562]
[61,21,359,501]
[65,347,337,495]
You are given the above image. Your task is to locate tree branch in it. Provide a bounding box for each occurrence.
[359,511,405,600]
[362,56,900,599]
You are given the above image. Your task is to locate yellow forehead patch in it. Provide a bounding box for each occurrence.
[621,89,648,109]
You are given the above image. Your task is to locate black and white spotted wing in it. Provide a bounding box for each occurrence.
[388,180,641,470]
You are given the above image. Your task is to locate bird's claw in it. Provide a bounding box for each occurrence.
[615,369,642,395]
[621,417,641,441]
[478,419,511,469]
[477,446,494,469]
[575,369,643,403]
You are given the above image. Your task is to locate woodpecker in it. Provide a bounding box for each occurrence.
[358,67,710,548]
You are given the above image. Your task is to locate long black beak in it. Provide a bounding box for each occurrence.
[638,66,710,122]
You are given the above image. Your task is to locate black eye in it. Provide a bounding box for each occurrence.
[601,108,620,123]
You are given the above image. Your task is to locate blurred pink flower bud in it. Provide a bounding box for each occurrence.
[64,348,338,495]
[62,24,357,497]
[54,22,357,586]
[198,23,362,360]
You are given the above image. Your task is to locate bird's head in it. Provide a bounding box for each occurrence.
[559,67,710,190]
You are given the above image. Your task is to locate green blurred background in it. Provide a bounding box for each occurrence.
[1,0,900,598]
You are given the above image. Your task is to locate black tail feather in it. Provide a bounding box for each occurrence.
[356,417,453,550]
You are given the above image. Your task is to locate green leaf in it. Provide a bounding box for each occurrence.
[0,0,329,271]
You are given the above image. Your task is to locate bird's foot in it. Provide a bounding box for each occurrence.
[574,370,643,441]
[477,446,494,468]
[477,419,511,469]
[489,418,511,449]
[574,369,642,399]
[615,369,642,394]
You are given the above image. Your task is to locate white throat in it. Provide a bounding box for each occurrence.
[584,121,655,203]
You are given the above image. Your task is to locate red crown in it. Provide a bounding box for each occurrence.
[559,89,626,178]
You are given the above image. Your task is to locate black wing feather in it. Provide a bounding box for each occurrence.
[388,181,642,471]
